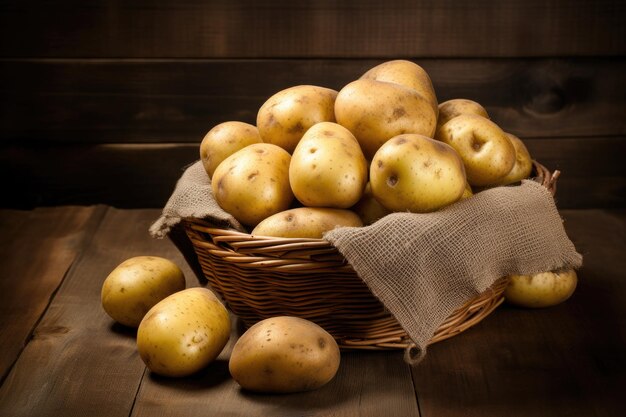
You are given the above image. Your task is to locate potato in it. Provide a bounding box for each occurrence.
[436,99,489,129]
[461,182,474,200]
[229,316,340,393]
[137,288,231,377]
[200,121,262,178]
[504,269,578,308]
[212,143,294,227]
[437,114,516,187]
[101,256,185,328]
[335,78,437,160]
[370,134,467,213]
[360,59,438,114]
[289,122,368,208]
[494,133,533,185]
[251,207,363,238]
[351,183,391,225]
[256,85,338,153]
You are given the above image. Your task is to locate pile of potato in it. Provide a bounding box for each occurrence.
[101,256,341,392]
[201,60,533,238]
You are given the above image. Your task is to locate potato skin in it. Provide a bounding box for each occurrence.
[360,59,438,115]
[229,316,340,393]
[437,99,489,129]
[137,288,231,377]
[212,143,294,227]
[505,269,577,308]
[289,122,368,208]
[370,134,467,213]
[101,256,185,328]
[437,114,516,187]
[251,207,363,238]
[256,85,338,153]
[335,79,437,160]
[351,183,391,225]
[494,133,533,185]
[200,121,262,178]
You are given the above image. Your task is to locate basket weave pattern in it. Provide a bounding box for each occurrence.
[184,161,559,350]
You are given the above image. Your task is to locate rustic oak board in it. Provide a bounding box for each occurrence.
[1,58,624,143]
[131,332,419,417]
[410,209,626,417]
[0,1,623,58]
[0,206,105,382]
[1,137,624,209]
[0,208,197,417]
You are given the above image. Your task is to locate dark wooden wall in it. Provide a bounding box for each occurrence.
[1,0,624,208]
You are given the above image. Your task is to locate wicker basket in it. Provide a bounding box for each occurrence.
[182,161,559,350]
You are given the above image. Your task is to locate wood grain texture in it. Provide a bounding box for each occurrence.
[0,208,198,417]
[0,0,623,58]
[1,137,624,209]
[411,210,626,417]
[1,58,624,143]
[0,206,105,382]
[131,333,419,417]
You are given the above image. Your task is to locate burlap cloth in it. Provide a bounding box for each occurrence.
[150,161,582,363]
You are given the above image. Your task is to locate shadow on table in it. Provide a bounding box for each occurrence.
[147,359,232,391]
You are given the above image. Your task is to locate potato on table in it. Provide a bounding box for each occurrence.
[101,256,185,328]
[137,288,231,377]
[229,316,340,393]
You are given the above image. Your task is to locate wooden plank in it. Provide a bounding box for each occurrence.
[1,137,623,209]
[411,210,626,417]
[0,208,198,417]
[1,58,624,143]
[0,1,623,58]
[0,206,105,382]
[131,333,419,417]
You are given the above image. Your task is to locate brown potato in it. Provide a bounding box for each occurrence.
[200,121,262,178]
[251,207,363,238]
[211,143,293,226]
[289,122,368,208]
[436,99,490,129]
[360,59,438,115]
[229,316,340,393]
[256,85,338,153]
[495,133,534,185]
[370,134,467,213]
[437,114,516,187]
[335,79,437,160]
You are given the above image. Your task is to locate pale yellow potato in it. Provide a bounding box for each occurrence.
[505,269,578,308]
[212,143,294,227]
[494,133,533,185]
[199,121,262,178]
[437,114,516,187]
[370,134,467,213]
[335,79,437,160]
[137,288,231,377]
[251,207,363,238]
[461,182,474,200]
[351,182,391,225]
[229,316,340,393]
[360,59,438,115]
[101,256,185,328]
[436,99,490,130]
[289,122,368,208]
[256,85,338,153]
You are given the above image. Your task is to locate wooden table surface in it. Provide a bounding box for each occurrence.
[0,206,624,417]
